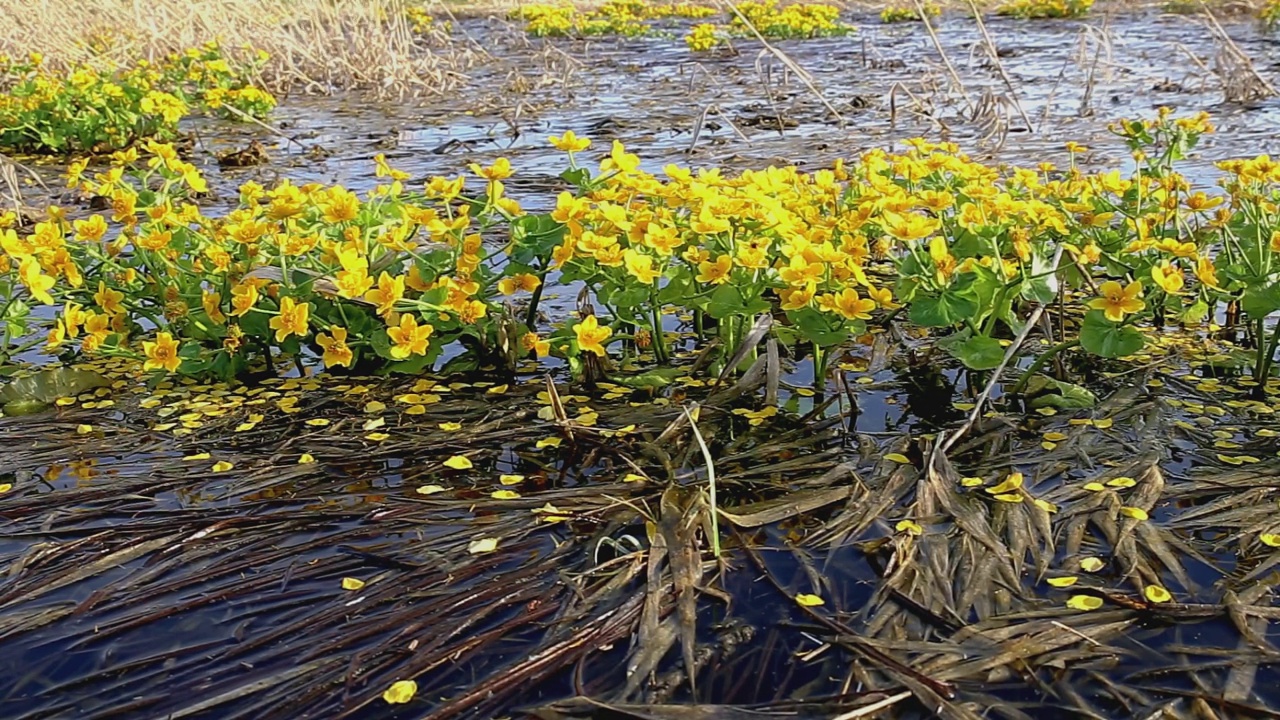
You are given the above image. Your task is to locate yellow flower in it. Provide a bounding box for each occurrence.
[229,282,259,317]
[269,296,310,342]
[573,314,612,357]
[623,248,662,285]
[388,313,433,359]
[317,325,354,368]
[470,157,513,181]
[143,331,182,373]
[696,254,733,285]
[94,281,124,315]
[1194,256,1219,288]
[816,287,876,321]
[19,258,56,305]
[779,285,815,311]
[73,215,108,242]
[928,237,956,283]
[1087,280,1144,322]
[364,272,405,317]
[865,284,898,309]
[881,212,939,241]
[1150,261,1184,294]
[321,186,360,223]
[202,290,226,324]
[497,273,541,295]
[549,131,591,152]
[521,331,551,358]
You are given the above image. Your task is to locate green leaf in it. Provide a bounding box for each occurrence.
[909,291,978,328]
[1023,375,1097,409]
[949,335,1005,370]
[788,307,849,348]
[1079,310,1144,358]
[1021,251,1059,304]
[1241,281,1280,320]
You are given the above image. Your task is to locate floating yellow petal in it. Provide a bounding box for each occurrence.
[439,422,462,431]
[183,452,211,461]
[444,455,473,470]
[365,432,390,441]
[1083,482,1106,492]
[895,519,923,536]
[382,679,417,705]
[883,453,911,464]
[536,437,563,449]
[1080,557,1105,572]
[986,472,1023,494]
[960,477,984,487]
[1144,585,1172,603]
[500,474,525,485]
[211,461,233,472]
[1260,533,1280,547]
[0,483,11,494]
[795,593,825,607]
[468,537,499,554]
[341,577,365,591]
[1119,506,1149,521]
[1106,477,1136,488]
[1047,576,1078,588]
[416,484,446,495]
[1066,595,1104,611]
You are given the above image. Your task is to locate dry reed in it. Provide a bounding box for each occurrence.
[0,0,483,98]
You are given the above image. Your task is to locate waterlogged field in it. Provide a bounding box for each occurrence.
[4,1,1280,718]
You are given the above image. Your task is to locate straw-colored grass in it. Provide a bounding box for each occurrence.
[0,0,483,97]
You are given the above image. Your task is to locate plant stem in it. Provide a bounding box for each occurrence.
[524,268,547,330]
[1255,318,1280,386]
[684,405,720,558]
[649,300,668,364]
[812,343,825,397]
[1010,338,1080,395]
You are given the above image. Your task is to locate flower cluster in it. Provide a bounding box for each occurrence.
[729,0,855,37]
[685,23,725,50]
[0,43,274,154]
[995,0,1093,18]
[8,110,1280,393]
[512,0,714,37]
[879,2,941,23]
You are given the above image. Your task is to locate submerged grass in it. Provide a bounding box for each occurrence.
[4,357,1280,717]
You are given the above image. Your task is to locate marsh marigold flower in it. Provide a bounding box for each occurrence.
[317,325,354,368]
[573,314,612,357]
[143,331,182,373]
[1088,280,1144,322]
[1150,261,1184,294]
[549,131,591,153]
[269,296,310,342]
[388,313,433,359]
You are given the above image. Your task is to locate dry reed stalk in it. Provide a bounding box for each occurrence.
[964,0,1033,132]
[0,0,480,98]
[912,0,974,116]
[1200,5,1277,102]
[714,0,847,128]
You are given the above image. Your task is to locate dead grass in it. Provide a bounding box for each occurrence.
[0,0,484,98]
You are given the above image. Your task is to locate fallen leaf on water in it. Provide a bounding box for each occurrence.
[1066,595,1103,611]
[383,679,417,704]
[1119,506,1149,521]
[444,455,473,470]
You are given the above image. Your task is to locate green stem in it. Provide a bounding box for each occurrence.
[1255,318,1280,384]
[1010,338,1081,395]
[524,267,547,330]
[649,301,668,364]
[812,344,825,397]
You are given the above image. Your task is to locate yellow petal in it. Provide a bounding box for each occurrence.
[1083,482,1107,492]
[468,537,499,554]
[1043,431,1068,442]
[1047,576,1078,588]
[1144,585,1172,603]
[536,436,563,449]
[382,679,417,705]
[1119,506,1149,520]
[444,455,473,470]
[211,461,234,472]
[487,384,509,394]
[416,484,446,495]
[0,483,12,494]
[183,452,211,461]
[1260,533,1280,547]
[883,453,911,464]
[1066,595,1104,611]
[1080,557,1105,572]
[500,474,525,485]
[365,432,390,441]
[1033,498,1058,513]
[1093,418,1114,429]
[76,424,94,435]
[986,472,1024,494]
[341,577,365,591]
[960,477,984,487]
[298,453,316,464]
[993,493,1023,503]
[365,401,387,413]
[439,422,462,431]
[305,418,331,427]
[491,490,521,500]
[623,473,647,483]
[1106,476,1136,488]
[1041,441,1057,451]
[795,593,825,607]
[895,519,923,536]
